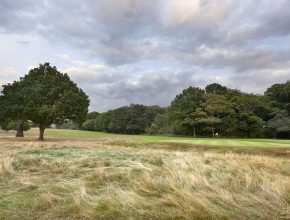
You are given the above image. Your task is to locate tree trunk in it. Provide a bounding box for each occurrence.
[193,126,196,137]
[16,120,24,137]
[39,125,45,141]
[211,123,215,138]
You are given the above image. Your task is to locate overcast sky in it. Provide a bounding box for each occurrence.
[1,0,290,112]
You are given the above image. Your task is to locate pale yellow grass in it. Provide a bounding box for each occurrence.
[0,138,289,219]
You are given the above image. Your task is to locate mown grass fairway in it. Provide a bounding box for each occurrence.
[30,128,290,147]
[0,129,290,219]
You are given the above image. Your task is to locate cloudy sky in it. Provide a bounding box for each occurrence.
[1,0,290,112]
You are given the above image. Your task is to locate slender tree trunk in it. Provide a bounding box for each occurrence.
[211,123,215,138]
[193,126,196,137]
[16,120,24,137]
[39,125,45,141]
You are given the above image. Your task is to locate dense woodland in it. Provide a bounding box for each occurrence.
[79,81,290,138]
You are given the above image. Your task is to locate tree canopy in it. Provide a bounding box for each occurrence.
[265,81,290,114]
[1,63,89,140]
[80,82,290,138]
[89,104,163,134]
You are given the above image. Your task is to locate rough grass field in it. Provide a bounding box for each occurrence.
[0,129,289,219]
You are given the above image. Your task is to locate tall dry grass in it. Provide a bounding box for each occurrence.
[0,155,14,179]
[0,138,289,219]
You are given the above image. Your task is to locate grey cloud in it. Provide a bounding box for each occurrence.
[64,64,198,111]
[188,46,290,72]
[254,1,290,39]
[227,69,290,94]
[222,1,290,45]
[2,0,290,68]
[17,40,30,44]
[0,0,43,33]
[1,0,290,111]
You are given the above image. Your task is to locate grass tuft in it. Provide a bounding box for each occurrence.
[0,156,14,179]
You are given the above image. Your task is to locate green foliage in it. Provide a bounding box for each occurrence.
[81,81,289,138]
[0,118,10,131]
[3,74,290,139]
[225,93,272,137]
[94,112,112,132]
[80,105,166,134]
[205,83,228,94]
[265,81,290,114]
[146,114,173,135]
[167,87,205,135]
[83,119,95,131]
[266,108,290,138]
[0,120,31,131]
[108,106,129,133]
[0,95,4,123]
[167,84,275,138]
[87,111,99,120]
[125,104,154,134]
[235,113,264,138]
[1,63,89,139]
[267,116,290,133]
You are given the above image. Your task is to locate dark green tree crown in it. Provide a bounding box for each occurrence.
[1,63,90,127]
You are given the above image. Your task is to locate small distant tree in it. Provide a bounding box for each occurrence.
[1,63,89,140]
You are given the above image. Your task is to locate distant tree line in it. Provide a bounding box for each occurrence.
[82,104,164,134]
[2,70,290,139]
[80,81,290,138]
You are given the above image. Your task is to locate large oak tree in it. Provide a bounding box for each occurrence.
[1,63,89,140]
